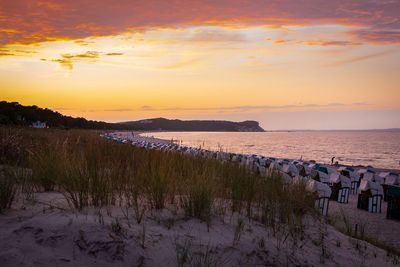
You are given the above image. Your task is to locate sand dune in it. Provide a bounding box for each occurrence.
[1,193,399,266]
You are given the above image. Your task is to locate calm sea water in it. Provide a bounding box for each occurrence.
[143,131,400,170]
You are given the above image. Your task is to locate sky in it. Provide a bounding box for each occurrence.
[1,0,400,130]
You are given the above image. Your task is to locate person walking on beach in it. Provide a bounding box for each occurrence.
[331,156,335,165]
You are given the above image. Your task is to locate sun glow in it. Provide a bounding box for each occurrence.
[1,1,400,129]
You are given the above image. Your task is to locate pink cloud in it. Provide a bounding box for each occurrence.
[269,39,362,46]
[0,0,399,46]
[348,29,400,44]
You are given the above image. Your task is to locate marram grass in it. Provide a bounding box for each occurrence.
[0,127,316,227]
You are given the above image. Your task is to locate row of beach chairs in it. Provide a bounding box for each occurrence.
[101,132,400,220]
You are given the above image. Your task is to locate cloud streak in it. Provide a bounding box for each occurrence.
[322,50,396,67]
[269,39,362,46]
[1,0,399,47]
[348,29,400,44]
[137,103,370,113]
[104,108,133,112]
[0,48,38,57]
[41,50,124,70]
[51,103,370,114]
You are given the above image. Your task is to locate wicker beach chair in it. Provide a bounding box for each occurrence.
[307,179,332,216]
[329,173,350,203]
[357,180,383,213]
[386,185,400,220]
[382,173,399,201]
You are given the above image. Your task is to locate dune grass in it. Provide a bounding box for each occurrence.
[0,166,17,212]
[0,127,316,233]
[3,126,400,264]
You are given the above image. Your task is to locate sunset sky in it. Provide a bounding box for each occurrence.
[1,0,400,130]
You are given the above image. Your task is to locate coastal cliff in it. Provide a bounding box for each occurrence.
[120,118,265,132]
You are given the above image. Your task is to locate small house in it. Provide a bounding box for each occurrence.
[32,121,46,128]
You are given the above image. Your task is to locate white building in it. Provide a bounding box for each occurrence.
[32,121,46,128]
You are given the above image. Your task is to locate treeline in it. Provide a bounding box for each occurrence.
[0,101,265,131]
[0,101,131,130]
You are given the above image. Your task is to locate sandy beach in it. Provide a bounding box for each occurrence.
[3,0,399,265]
[115,131,400,249]
[1,192,399,267]
[1,130,399,267]
[329,194,400,249]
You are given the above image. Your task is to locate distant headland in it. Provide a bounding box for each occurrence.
[119,118,264,132]
[0,101,264,132]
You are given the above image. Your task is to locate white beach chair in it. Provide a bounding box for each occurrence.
[319,171,330,184]
[330,173,350,203]
[279,171,293,184]
[282,164,298,178]
[357,180,383,213]
[289,163,299,177]
[294,174,308,185]
[282,164,290,174]
[385,173,399,186]
[363,172,374,182]
[326,167,337,175]
[379,172,390,179]
[373,174,384,185]
[307,179,332,216]
[348,172,360,194]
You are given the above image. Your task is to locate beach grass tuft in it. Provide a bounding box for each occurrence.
[0,166,18,212]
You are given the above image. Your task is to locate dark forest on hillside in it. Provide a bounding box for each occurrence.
[0,101,127,130]
[0,101,264,131]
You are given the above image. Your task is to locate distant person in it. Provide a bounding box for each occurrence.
[331,156,335,165]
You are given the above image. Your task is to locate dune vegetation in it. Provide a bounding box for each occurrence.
[0,127,315,225]
[2,127,399,266]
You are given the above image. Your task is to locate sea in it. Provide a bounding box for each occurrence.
[142,131,400,170]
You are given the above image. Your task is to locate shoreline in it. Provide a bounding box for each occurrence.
[1,128,399,266]
[107,130,400,250]
[113,131,400,174]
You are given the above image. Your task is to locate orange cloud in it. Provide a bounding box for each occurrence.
[0,48,38,57]
[105,52,124,56]
[62,51,99,59]
[293,40,361,46]
[40,50,124,70]
[41,58,73,71]
[74,40,95,46]
[273,39,292,44]
[267,39,361,46]
[0,52,16,57]
[0,0,399,47]
[347,29,400,44]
